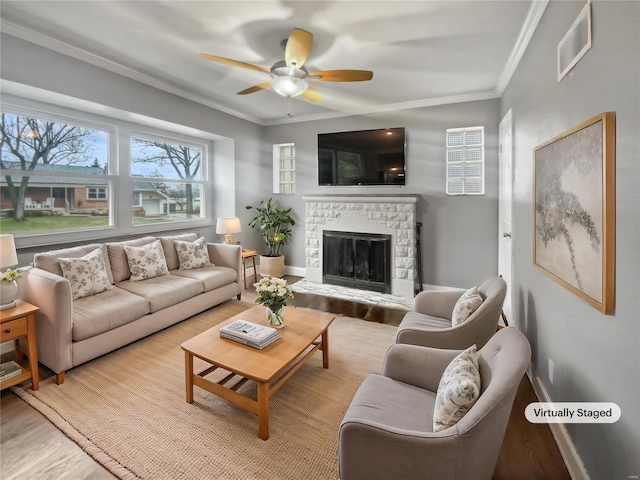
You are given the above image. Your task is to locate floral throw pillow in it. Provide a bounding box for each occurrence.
[58,248,114,300]
[174,237,214,271]
[124,239,169,282]
[433,345,481,432]
[451,286,484,326]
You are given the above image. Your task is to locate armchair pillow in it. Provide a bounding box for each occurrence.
[451,286,484,326]
[124,239,169,282]
[58,247,114,300]
[174,237,214,271]
[433,345,481,432]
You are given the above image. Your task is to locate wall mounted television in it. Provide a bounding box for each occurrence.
[318,127,406,186]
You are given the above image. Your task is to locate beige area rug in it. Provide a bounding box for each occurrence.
[12,300,398,480]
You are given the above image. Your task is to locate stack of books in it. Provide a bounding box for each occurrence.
[220,320,281,350]
[0,361,22,382]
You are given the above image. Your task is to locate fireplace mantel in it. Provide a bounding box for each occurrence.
[302,195,417,204]
[303,195,417,298]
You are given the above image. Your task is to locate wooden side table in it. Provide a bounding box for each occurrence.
[0,299,39,391]
[242,249,258,290]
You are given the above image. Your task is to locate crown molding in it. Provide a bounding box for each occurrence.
[0,20,262,125]
[496,0,549,95]
[262,90,500,126]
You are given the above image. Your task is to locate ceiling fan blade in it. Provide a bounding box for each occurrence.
[301,85,324,102]
[310,70,374,82]
[285,28,313,68]
[199,53,270,73]
[237,82,271,95]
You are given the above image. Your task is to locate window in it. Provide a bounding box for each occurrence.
[273,143,295,194]
[87,187,108,199]
[0,111,112,235]
[0,100,213,241]
[130,136,205,224]
[446,126,484,195]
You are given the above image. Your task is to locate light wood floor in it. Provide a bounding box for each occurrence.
[0,278,570,479]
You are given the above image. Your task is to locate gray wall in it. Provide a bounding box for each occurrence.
[261,99,501,288]
[500,1,640,477]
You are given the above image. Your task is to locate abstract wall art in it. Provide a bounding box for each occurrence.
[533,112,615,314]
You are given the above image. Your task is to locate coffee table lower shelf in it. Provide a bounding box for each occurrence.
[185,339,325,440]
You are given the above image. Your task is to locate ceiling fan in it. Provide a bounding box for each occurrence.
[200,28,373,103]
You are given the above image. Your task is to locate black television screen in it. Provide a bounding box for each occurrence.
[318,127,406,186]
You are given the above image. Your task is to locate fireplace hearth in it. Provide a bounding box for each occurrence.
[323,231,391,293]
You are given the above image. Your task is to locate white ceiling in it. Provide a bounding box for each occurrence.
[0,1,541,125]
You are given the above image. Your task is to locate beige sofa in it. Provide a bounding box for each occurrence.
[18,233,242,384]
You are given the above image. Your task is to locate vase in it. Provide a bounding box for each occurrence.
[266,306,285,328]
[0,280,17,309]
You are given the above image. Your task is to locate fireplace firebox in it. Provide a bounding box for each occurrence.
[322,231,392,294]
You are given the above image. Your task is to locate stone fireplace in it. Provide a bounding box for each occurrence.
[303,195,417,298]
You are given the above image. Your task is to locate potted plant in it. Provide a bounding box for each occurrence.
[245,198,295,278]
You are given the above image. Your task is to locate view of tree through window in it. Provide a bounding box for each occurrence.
[0,112,110,234]
[130,137,204,224]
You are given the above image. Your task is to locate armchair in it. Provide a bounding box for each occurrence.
[396,276,506,350]
[339,327,531,480]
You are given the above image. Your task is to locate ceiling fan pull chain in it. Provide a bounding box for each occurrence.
[287,96,294,118]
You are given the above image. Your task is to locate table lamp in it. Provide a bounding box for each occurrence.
[216,217,241,244]
[0,234,19,310]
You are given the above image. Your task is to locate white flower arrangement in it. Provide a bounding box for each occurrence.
[254,277,293,311]
[2,269,22,282]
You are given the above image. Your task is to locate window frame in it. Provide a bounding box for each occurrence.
[272,143,295,194]
[0,97,214,245]
[445,126,485,195]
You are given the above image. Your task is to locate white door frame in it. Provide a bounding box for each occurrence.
[498,109,514,325]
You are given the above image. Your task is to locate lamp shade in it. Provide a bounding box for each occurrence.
[216,217,242,235]
[0,234,18,269]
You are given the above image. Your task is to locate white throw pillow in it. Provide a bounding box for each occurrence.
[174,237,214,271]
[58,247,114,300]
[124,239,169,282]
[451,286,484,326]
[433,345,481,432]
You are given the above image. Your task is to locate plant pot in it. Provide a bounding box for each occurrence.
[259,255,285,278]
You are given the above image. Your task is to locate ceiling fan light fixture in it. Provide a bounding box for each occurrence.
[270,76,308,97]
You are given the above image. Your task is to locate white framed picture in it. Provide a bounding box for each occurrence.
[557,2,592,82]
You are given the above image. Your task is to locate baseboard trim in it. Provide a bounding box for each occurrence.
[529,375,590,480]
[284,266,306,277]
[1,341,15,355]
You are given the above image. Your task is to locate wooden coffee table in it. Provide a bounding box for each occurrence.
[181,305,335,440]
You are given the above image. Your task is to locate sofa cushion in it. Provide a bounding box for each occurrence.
[171,265,237,293]
[433,345,481,432]
[343,373,437,433]
[106,237,157,283]
[115,274,203,313]
[58,247,114,300]
[159,233,198,271]
[72,287,150,341]
[451,287,484,326]
[34,243,114,284]
[124,239,170,282]
[398,311,452,331]
[174,237,214,271]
